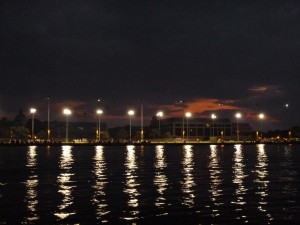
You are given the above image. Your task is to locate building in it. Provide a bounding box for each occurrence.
[48,121,108,141]
[0,110,108,142]
[150,116,252,141]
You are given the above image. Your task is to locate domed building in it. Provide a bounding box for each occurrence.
[14,109,27,126]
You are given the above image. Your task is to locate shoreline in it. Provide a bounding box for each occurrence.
[0,141,298,147]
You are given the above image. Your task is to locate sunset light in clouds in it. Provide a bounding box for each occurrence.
[162,98,239,118]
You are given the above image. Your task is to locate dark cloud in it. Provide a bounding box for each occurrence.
[0,0,299,130]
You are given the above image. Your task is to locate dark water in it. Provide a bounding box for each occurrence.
[0,144,299,224]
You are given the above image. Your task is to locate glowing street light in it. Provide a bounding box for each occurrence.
[96,109,103,142]
[235,113,242,142]
[185,112,192,141]
[30,108,36,140]
[179,100,185,141]
[63,108,72,143]
[128,110,135,142]
[258,113,265,139]
[211,113,217,137]
[219,103,224,137]
[156,111,163,134]
[47,96,50,142]
[140,99,144,142]
[285,103,291,139]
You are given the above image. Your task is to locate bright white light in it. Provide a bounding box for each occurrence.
[157,111,163,117]
[96,109,103,115]
[285,104,289,108]
[258,113,265,119]
[128,110,134,116]
[30,108,36,114]
[235,113,242,119]
[211,113,217,119]
[185,112,192,118]
[63,109,72,115]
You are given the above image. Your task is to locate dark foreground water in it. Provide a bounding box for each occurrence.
[0,144,299,224]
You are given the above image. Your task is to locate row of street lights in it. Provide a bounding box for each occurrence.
[28,105,267,143]
[29,107,103,143]
[178,111,266,141]
[29,107,139,143]
[130,110,265,142]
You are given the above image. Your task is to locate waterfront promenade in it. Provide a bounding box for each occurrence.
[0,139,298,147]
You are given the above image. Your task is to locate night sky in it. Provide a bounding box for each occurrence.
[1,0,299,130]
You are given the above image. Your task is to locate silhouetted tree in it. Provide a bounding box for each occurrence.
[117,128,128,140]
[149,129,160,139]
[163,131,172,138]
[14,126,30,139]
[25,119,43,135]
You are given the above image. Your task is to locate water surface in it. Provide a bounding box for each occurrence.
[0,144,299,224]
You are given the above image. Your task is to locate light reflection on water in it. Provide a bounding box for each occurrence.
[181,145,195,208]
[279,145,299,221]
[154,145,168,210]
[208,145,223,217]
[23,146,39,223]
[0,144,300,224]
[255,144,272,222]
[54,145,75,220]
[232,144,248,223]
[122,145,140,221]
[92,146,110,222]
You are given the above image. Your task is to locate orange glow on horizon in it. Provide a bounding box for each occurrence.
[162,98,239,117]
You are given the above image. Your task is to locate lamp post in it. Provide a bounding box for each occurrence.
[96,109,103,142]
[141,99,144,142]
[285,104,291,139]
[47,97,50,142]
[128,110,135,142]
[30,108,36,141]
[258,113,265,140]
[185,112,192,141]
[211,113,217,137]
[219,103,224,137]
[156,111,163,135]
[63,108,72,143]
[235,113,242,142]
[179,100,185,141]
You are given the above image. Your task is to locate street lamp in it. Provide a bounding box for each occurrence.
[178,100,186,141]
[156,111,163,135]
[30,108,36,141]
[235,113,242,142]
[258,113,265,140]
[211,113,217,137]
[63,108,72,143]
[219,103,224,137]
[47,97,50,142]
[140,99,144,142]
[96,109,103,142]
[285,104,291,139]
[185,112,192,141]
[128,110,135,142]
